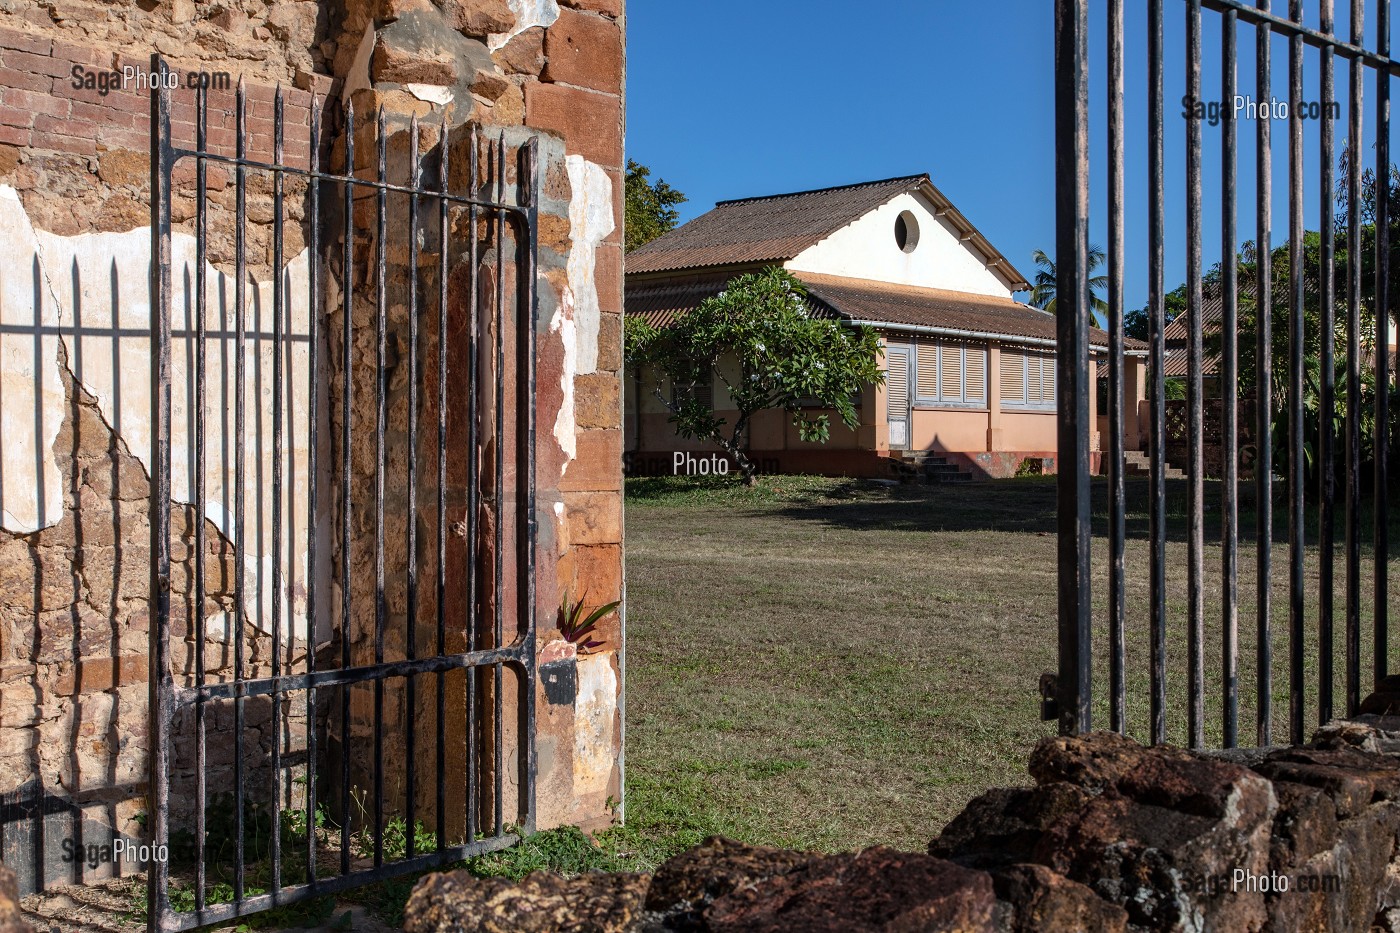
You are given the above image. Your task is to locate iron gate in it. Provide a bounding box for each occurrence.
[1055,1,1395,748]
[146,55,539,931]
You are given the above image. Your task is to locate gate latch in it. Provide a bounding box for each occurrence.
[1039,672,1059,722]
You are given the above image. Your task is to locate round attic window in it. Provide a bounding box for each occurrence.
[894,210,920,253]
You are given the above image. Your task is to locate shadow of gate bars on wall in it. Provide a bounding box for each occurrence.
[1054,2,1395,749]
[146,56,539,932]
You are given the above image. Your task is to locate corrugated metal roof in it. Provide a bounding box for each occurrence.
[625,174,1030,290]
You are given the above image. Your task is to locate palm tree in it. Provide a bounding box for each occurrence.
[1029,246,1110,321]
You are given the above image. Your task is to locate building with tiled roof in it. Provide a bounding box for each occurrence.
[625,175,1149,479]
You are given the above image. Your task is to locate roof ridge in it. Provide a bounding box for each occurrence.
[714,174,927,206]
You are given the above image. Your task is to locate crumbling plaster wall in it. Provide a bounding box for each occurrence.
[0,0,625,891]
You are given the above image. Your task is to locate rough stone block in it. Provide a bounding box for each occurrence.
[560,430,622,492]
[542,8,622,94]
[564,491,620,546]
[524,82,621,167]
[573,372,620,430]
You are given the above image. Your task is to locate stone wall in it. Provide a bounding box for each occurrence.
[403,718,1400,933]
[0,0,625,895]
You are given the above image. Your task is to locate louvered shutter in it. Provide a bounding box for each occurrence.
[1026,352,1043,403]
[887,348,909,411]
[696,365,714,410]
[940,343,962,401]
[1000,348,1025,404]
[964,345,987,402]
[1040,355,1055,405]
[916,341,938,399]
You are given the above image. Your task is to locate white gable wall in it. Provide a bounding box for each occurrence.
[784,191,1015,298]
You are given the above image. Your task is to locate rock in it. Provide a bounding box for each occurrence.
[1030,731,1261,819]
[0,865,30,933]
[702,847,999,933]
[402,868,648,933]
[1254,745,1400,819]
[1023,733,1277,932]
[929,783,1092,870]
[645,836,813,927]
[491,25,545,75]
[989,863,1127,933]
[370,36,459,86]
[1359,675,1400,716]
[439,0,515,36]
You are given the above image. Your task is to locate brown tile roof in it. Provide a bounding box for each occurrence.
[625,271,1146,351]
[625,174,1030,289]
[1160,280,1252,376]
[794,273,1145,351]
[626,272,839,330]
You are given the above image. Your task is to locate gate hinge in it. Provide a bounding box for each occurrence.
[1039,671,1059,722]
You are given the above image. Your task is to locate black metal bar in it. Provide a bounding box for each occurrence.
[1287,0,1307,747]
[1187,0,1207,749]
[147,51,175,933]
[156,149,523,214]
[436,118,449,853]
[406,114,421,861]
[160,833,523,933]
[1346,0,1365,717]
[1222,4,1241,748]
[193,75,208,913]
[232,74,249,904]
[1149,0,1169,745]
[373,105,387,868]
[269,83,286,894]
[339,97,355,878]
[178,646,530,706]
[306,92,322,886]
[1107,0,1127,736]
[519,136,540,833]
[1318,0,1338,727]
[493,134,506,831]
[1375,0,1392,691]
[467,126,480,845]
[1256,0,1276,748]
[1208,0,1399,64]
[1054,0,1092,737]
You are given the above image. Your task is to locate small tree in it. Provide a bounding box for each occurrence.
[625,267,883,484]
[624,160,687,253]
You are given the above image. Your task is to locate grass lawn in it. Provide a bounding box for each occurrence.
[608,472,1400,865]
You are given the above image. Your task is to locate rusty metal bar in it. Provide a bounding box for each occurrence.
[1054,0,1093,736]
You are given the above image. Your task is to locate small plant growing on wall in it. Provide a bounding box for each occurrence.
[559,594,620,655]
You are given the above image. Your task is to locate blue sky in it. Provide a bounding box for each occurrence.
[626,0,1398,312]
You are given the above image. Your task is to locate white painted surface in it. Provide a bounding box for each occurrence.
[406,83,454,106]
[549,155,613,476]
[784,191,1015,298]
[0,187,65,532]
[0,184,313,641]
[573,651,617,798]
[565,155,614,376]
[490,0,559,51]
[550,285,577,467]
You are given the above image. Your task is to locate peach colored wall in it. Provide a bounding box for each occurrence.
[1000,411,1058,450]
[910,408,989,451]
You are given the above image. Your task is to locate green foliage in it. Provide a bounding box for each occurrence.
[624,159,687,253]
[1028,245,1110,320]
[626,267,883,481]
[559,593,620,653]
